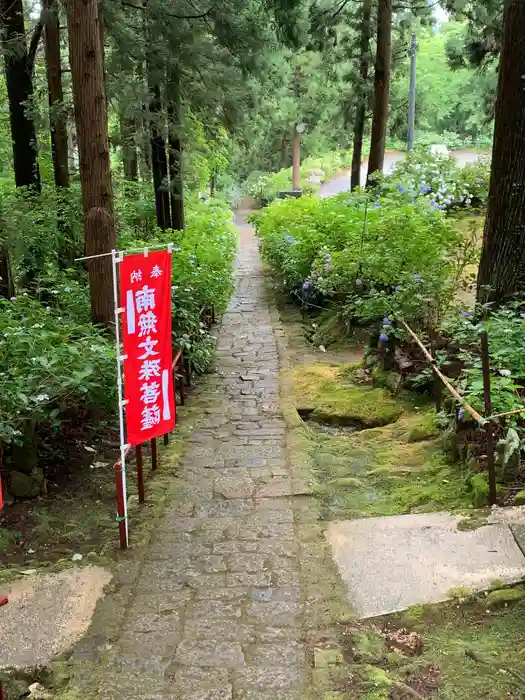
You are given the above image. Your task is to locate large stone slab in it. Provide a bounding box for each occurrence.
[0,566,111,669]
[327,512,525,618]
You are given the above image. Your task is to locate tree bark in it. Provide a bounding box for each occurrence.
[0,245,15,300]
[477,0,525,304]
[167,65,184,230]
[148,62,171,230]
[65,0,115,327]
[279,134,289,170]
[44,0,70,189]
[0,0,41,190]
[121,113,138,181]
[351,0,373,190]
[366,0,392,187]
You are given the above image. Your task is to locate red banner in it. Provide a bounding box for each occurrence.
[120,250,175,446]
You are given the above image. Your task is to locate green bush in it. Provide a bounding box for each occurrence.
[251,191,462,327]
[380,149,490,210]
[247,149,352,206]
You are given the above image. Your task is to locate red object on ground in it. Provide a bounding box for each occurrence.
[120,250,175,446]
[0,596,8,607]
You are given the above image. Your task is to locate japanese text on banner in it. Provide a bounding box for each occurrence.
[120,251,175,445]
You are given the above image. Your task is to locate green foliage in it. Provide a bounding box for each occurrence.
[381,148,490,209]
[252,190,463,328]
[0,297,114,446]
[247,149,352,206]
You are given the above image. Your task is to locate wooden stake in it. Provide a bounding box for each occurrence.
[480,331,497,506]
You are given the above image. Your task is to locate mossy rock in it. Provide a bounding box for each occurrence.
[469,472,489,507]
[405,412,439,443]
[513,490,525,506]
[291,364,403,428]
[486,587,525,608]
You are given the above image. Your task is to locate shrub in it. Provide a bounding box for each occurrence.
[247,150,352,206]
[251,191,463,328]
[380,149,490,210]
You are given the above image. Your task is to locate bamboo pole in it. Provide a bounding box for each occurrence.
[400,320,486,425]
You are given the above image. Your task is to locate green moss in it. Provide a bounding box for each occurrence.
[405,411,439,442]
[513,489,525,505]
[291,364,403,427]
[469,472,489,507]
[447,586,472,599]
[486,587,525,608]
[351,631,387,664]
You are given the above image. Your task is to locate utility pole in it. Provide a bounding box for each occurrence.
[407,32,417,151]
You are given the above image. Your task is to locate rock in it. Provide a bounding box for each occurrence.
[385,372,403,394]
[9,470,44,499]
[513,490,525,506]
[486,587,525,608]
[28,682,53,699]
[72,553,83,562]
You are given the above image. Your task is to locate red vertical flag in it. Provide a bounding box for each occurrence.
[120,250,175,446]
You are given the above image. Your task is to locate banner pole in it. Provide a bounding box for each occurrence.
[112,249,129,549]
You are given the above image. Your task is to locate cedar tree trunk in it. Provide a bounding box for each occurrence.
[366,0,392,187]
[65,0,115,327]
[351,0,372,190]
[0,0,41,190]
[167,65,184,230]
[476,0,525,304]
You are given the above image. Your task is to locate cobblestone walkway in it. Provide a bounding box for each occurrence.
[100,216,308,699]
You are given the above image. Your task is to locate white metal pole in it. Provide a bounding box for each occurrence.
[111,249,129,547]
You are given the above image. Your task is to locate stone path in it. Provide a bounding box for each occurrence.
[97,215,309,700]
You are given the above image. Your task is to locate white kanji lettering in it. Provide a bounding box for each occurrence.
[150,265,163,278]
[138,335,159,359]
[139,359,161,380]
[138,310,158,337]
[135,285,156,312]
[130,270,142,283]
[140,381,161,405]
[141,404,161,430]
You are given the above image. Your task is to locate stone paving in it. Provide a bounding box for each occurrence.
[97,215,309,699]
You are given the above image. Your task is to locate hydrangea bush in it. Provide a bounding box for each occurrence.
[251,191,463,328]
[379,149,490,211]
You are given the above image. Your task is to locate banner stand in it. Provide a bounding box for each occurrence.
[111,249,129,549]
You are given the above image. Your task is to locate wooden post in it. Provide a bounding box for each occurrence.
[480,331,497,505]
[151,437,158,471]
[136,444,144,503]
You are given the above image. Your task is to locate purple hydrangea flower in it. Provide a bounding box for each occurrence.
[395,285,402,292]
[9,296,16,301]
[383,317,392,325]
[373,201,381,208]
[460,311,471,318]
[458,407,465,421]
[397,184,409,195]
[302,279,310,291]
[379,334,389,344]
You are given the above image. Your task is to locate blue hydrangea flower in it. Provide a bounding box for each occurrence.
[302,279,310,291]
[397,184,409,195]
[383,317,392,325]
[373,201,381,208]
[395,285,402,292]
[460,311,471,318]
[413,274,422,282]
[379,333,389,344]
[458,407,465,421]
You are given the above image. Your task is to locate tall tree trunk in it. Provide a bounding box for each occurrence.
[366,0,392,187]
[167,65,184,230]
[0,0,41,190]
[351,0,373,190]
[477,0,525,304]
[43,0,69,189]
[65,0,115,327]
[0,243,15,299]
[148,64,171,230]
[120,113,138,181]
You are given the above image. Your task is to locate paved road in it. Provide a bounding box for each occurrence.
[320,149,484,197]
